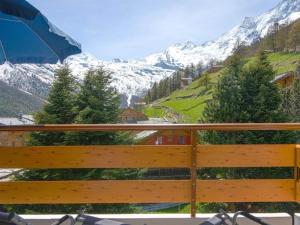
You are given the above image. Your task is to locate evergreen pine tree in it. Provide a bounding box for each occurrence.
[240,51,282,123]
[203,54,244,144]
[29,65,76,146]
[290,65,300,121]
[66,67,126,145]
[13,67,140,214]
[205,51,293,145]
[288,20,300,51]
[202,51,296,212]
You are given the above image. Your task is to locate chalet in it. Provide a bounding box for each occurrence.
[121,108,148,123]
[136,130,191,145]
[134,102,146,111]
[207,65,224,74]
[271,71,295,88]
[181,77,193,88]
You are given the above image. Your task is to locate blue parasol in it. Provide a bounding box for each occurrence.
[0,0,81,64]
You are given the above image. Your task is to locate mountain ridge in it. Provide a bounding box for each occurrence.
[1,0,300,111]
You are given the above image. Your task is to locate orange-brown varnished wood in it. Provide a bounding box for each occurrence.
[198,144,295,167]
[296,181,300,202]
[0,180,191,204]
[1,144,296,169]
[2,123,300,132]
[0,179,295,204]
[0,145,191,169]
[295,145,300,168]
[197,179,295,202]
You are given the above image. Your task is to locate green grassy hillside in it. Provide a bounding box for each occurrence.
[144,52,300,123]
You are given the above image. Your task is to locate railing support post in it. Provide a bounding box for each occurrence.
[295,145,299,202]
[190,130,198,218]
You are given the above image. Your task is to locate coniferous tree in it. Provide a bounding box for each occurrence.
[66,67,126,145]
[13,67,140,214]
[29,65,76,146]
[205,51,293,144]
[203,54,244,144]
[289,65,300,121]
[288,20,300,51]
[280,88,293,118]
[240,51,282,123]
[202,52,296,212]
[65,67,138,192]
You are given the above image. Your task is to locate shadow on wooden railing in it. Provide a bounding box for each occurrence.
[0,123,300,217]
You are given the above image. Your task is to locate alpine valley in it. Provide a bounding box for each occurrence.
[1,0,300,114]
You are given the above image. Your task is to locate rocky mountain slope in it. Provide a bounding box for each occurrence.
[1,0,300,111]
[0,80,45,116]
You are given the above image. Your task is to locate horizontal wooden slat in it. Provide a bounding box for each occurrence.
[198,144,295,167]
[1,144,296,169]
[1,123,300,132]
[0,145,191,169]
[0,180,191,204]
[0,179,295,204]
[198,179,295,202]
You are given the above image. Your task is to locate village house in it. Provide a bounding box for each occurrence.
[181,77,193,88]
[206,65,224,74]
[271,71,295,88]
[136,130,191,145]
[121,108,148,123]
[135,130,191,180]
[133,102,146,111]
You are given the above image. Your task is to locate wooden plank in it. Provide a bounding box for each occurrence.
[0,179,295,204]
[0,145,191,169]
[2,123,300,132]
[0,180,191,204]
[198,144,295,167]
[1,144,295,169]
[198,179,295,202]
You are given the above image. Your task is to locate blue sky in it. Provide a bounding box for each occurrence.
[28,0,281,60]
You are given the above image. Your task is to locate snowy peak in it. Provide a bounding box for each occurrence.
[1,0,300,109]
[240,17,256,29]
[255,0,300,36]
[173,41,198,50]
[145,0,300,68]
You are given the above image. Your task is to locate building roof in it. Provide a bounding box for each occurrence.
[137,118,172,124]
[271,71,294,83]
[0,115,34,125]
[135,118,173,141]
[0,118,24,125]
[135,130,157,140]
[181,77,192,80]
[134,102,146,106]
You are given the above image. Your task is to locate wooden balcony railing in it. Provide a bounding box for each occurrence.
[1,123,300,217]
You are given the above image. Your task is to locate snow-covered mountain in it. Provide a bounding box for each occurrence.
[146,0,300,68]
[0,54,174,107]
[65,53,174,106]
[1,0,300,108]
